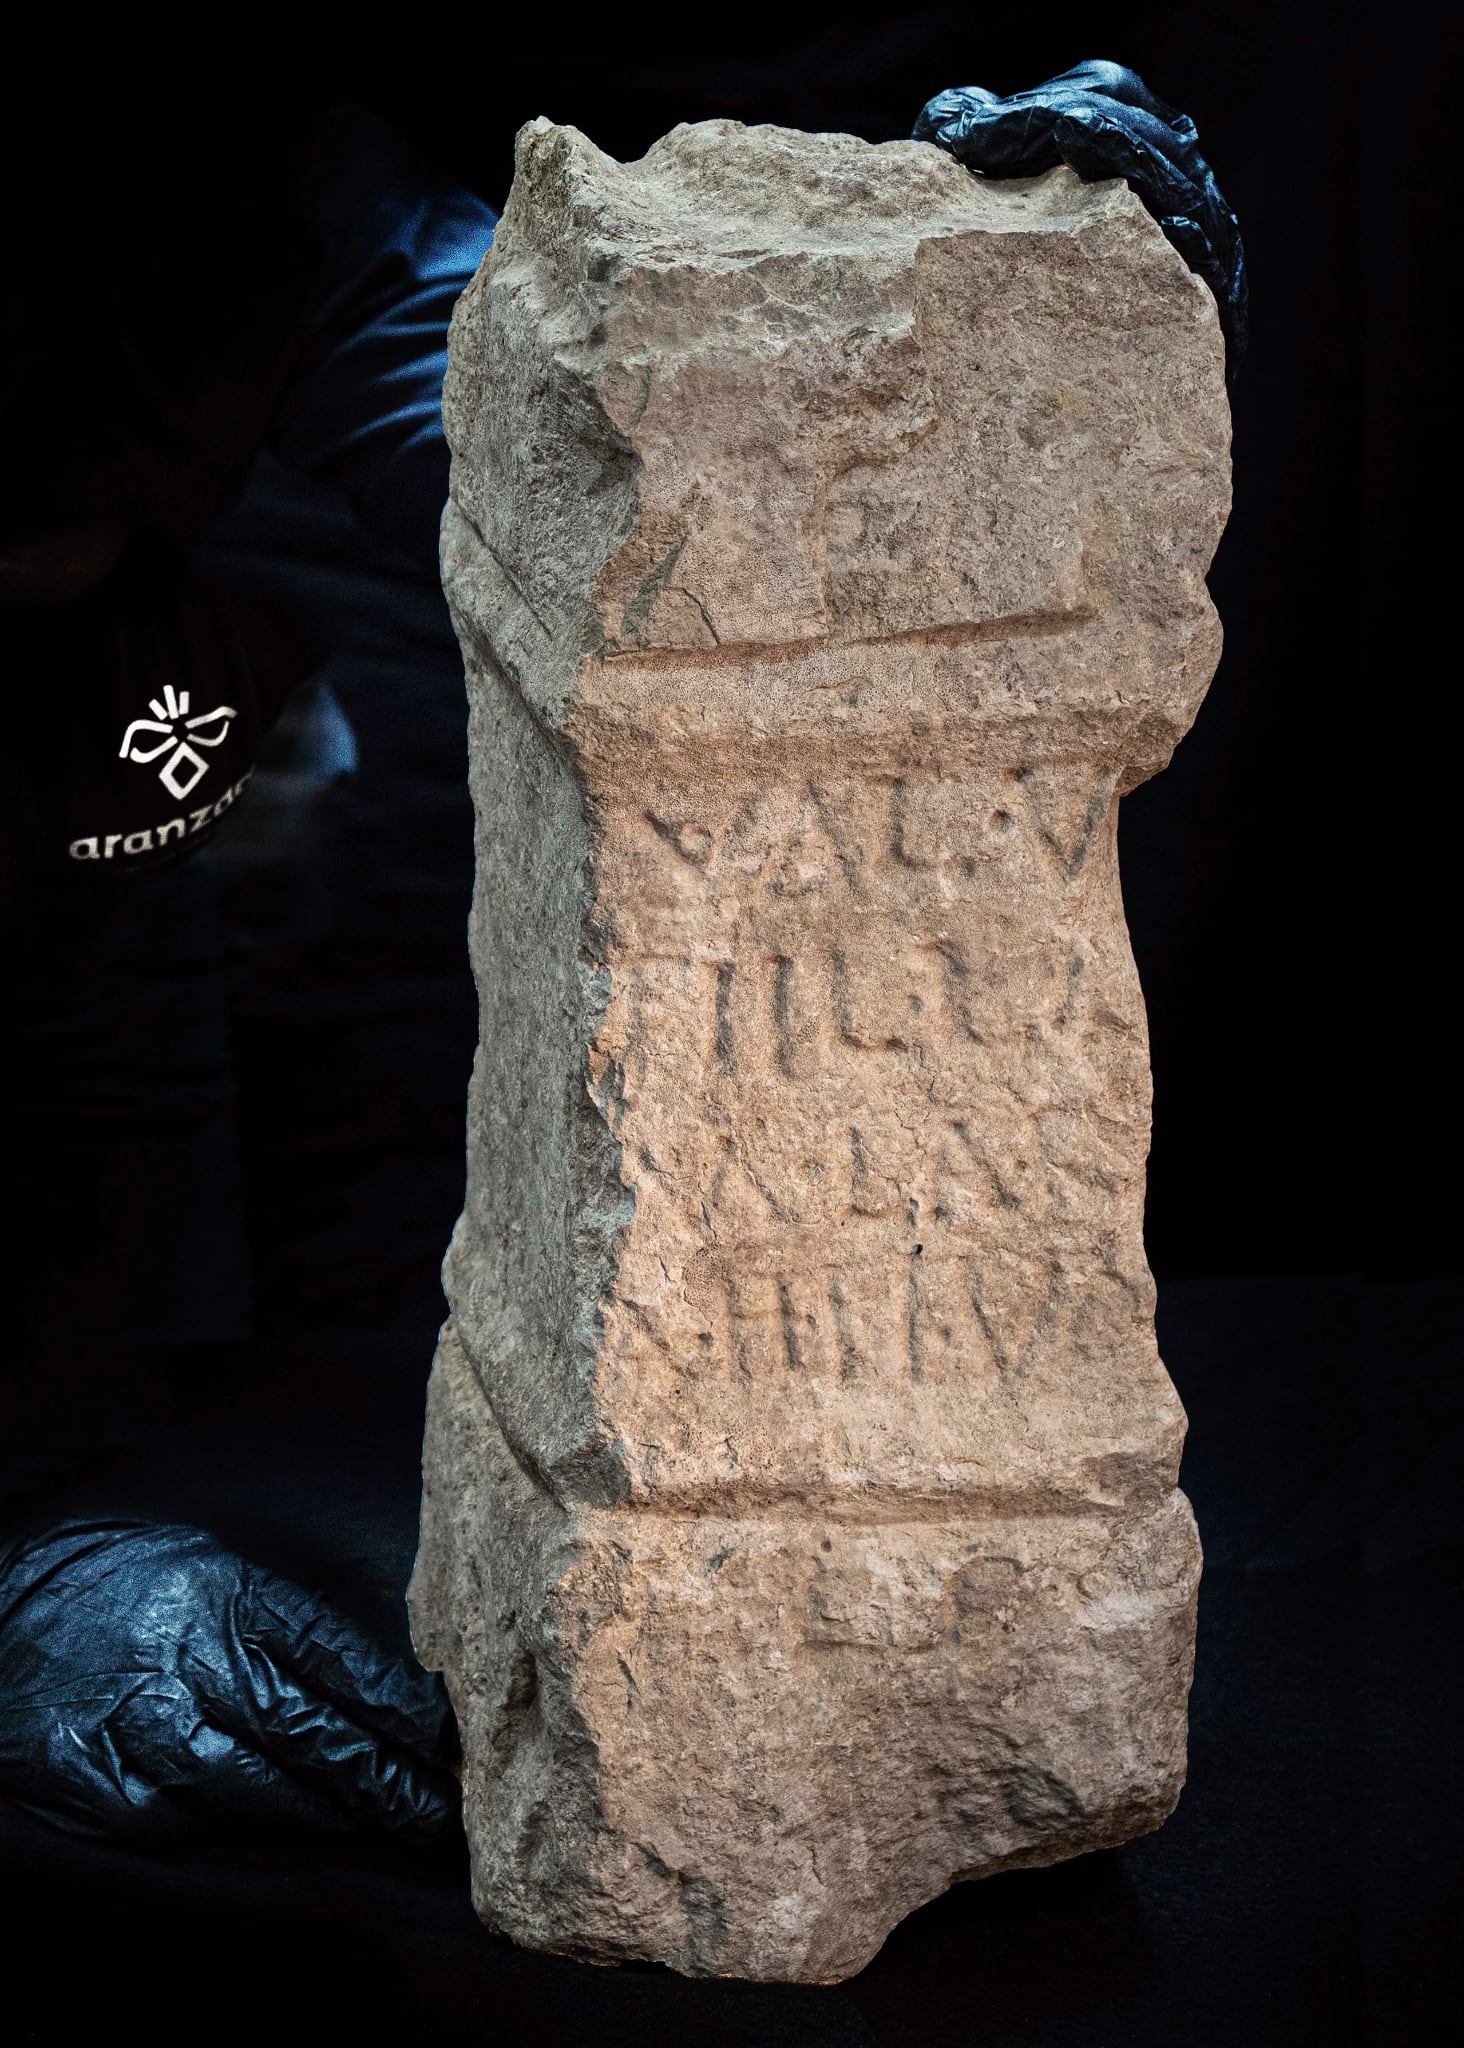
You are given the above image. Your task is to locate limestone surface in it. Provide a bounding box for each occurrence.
[410,117,1230,1983]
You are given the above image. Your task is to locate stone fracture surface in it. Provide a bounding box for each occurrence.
[410,118,1230,1983]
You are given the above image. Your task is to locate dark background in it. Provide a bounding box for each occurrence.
[3,3,1459,2041]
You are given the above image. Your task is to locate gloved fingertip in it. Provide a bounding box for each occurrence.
[381,1766,462,1840]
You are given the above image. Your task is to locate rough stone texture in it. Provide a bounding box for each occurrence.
[410,117,1230,1983]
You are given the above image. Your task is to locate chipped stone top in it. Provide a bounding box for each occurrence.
[443,120,1229,752]
[498,116,1136,265]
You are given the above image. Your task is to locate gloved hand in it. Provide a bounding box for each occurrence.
[914,60,1246,377]
[0,1519,458,1840]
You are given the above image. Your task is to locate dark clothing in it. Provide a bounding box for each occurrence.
[1,102,495,906]
[2,106,494,1351]
[5,564,294,888]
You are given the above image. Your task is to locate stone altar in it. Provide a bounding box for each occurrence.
[409,116,1230,1982]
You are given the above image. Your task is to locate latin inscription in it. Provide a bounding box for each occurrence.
[596,763,1140,1395]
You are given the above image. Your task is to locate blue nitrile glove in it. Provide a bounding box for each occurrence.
[0,1519,458,1840]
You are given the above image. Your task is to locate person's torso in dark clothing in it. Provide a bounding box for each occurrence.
[0,100,496,919]
[7,557,306,885]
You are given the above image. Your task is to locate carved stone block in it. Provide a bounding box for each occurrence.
[410,117,1230,1982]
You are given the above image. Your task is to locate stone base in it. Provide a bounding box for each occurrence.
[411,1321,1200,1983]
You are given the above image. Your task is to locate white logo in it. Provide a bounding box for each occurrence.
[119,683,237,800]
